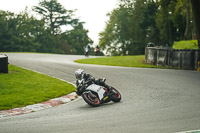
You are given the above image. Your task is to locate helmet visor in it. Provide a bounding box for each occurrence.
[76,74,82,80]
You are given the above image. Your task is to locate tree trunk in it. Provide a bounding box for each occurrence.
[191,0,200,48]
[184,0,191,40]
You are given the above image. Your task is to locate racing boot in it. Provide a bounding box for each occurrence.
[103,83,112,93]
[99,78,114,93]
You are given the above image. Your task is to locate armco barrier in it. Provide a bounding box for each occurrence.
[156,48,168,66]
[145,47,157,64]
[145,47,200,70]
[195,50,200,70]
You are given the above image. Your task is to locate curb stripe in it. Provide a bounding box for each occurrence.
[0,92,77,118]
[0,66,78,118]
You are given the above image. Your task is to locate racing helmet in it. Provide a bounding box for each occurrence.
[75,69,84,80]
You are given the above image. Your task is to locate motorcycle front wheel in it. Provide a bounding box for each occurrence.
[82,91,101,107]
[111,87,121,102]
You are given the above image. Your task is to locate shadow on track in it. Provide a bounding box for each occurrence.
[78,101,122,110]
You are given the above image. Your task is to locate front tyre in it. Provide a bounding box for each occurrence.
[82,91,101,107]
[111,87,121,102]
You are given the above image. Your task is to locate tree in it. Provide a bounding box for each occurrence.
[184,0,191,40]
[156,0,188,46]
[15,10,44,52]
[33,0,93,54]
[0,10,14,52]
[33,0,76,34]
[64,23,93,54]
[0,10,48,52]
[0,6,92,54]
[99,7,132,55]
[173,0,192,40]
[99,0,159,55]
[191,0,200,48]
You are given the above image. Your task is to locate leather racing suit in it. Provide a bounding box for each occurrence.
[76,73,111,96]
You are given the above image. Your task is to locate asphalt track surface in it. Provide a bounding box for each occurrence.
[0,53,200,133]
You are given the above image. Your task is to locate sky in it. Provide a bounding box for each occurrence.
[0,0,118,45]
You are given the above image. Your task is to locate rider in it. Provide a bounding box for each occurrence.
[75,69,111,96]
[85,44,90,57]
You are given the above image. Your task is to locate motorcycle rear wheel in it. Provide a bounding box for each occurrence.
[82,91,101,107]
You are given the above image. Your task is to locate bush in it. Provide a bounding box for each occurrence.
[173,40,199,49]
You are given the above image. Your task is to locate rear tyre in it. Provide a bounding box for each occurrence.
[82,91,101,107]
[111,87,121,102]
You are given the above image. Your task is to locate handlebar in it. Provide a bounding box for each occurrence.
[76,79,94,96]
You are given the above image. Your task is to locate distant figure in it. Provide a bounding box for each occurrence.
[94,45,100,56]
[85,44,91,57]
[147,42,155,47]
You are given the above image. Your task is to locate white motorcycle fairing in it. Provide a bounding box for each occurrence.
[85,84,106,100]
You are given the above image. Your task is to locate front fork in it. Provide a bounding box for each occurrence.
[87,91,97,99]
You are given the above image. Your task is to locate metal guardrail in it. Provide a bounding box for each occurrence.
[145,47,200,70]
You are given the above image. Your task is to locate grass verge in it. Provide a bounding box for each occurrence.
[0,65,75,110]
[75,55,170,69]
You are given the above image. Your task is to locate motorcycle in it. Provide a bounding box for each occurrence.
[77,79,121,107]
[94,47,100,56]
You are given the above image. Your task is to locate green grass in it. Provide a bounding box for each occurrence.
[75,55,169,68]
[0,65,75,110]
[173,40,198,49]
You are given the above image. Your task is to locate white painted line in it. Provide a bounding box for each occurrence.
[176,129,200,133]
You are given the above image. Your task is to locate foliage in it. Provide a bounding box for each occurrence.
[191,0,200,48]
[99,0,198,55]
[64,23,93,54]
[156,0,189,46]
[99,7,133,55]
[99,0,160,55]
[0,0,93,54]
[0,10,45,52]
[33,0,77,35]
[173,40,198,49]
[0,65,75,110]
[1,0,199,55]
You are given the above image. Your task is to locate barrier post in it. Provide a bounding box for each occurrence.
[0,54,8,73]
[198,61,200,71]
